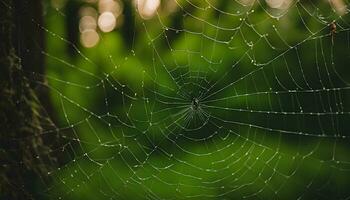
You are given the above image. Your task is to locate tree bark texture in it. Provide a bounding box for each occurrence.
[0,0,55,199]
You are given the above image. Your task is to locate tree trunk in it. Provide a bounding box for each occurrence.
[0,0,54,198]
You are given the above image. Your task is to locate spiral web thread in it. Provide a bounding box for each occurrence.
[6,0,350,199]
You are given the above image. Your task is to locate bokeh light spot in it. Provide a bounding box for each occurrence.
[80,29,100,48]
[137,0,160,19]
[98,11,116,33]
[79,16,97,33]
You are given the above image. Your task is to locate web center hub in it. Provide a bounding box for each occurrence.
[191,98,200,110]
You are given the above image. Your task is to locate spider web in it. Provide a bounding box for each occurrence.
[8,0,350,199]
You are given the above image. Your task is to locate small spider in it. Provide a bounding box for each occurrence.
[330,21,337,45]
[191,98,199,110]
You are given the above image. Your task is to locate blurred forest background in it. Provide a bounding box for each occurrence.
[1,0,350,199]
